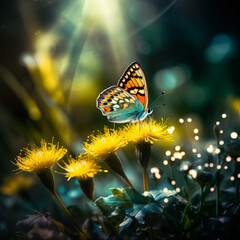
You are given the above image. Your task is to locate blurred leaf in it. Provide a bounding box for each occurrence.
[221,187,236,195]
[174,195,189,205]
[0,65,42,121]
[16,211,73,239]
[82,217,108,240]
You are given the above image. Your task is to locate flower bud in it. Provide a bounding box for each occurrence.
[135,142,151,169]
[213,125,220,142]
[37,168,55,194]
[78,177,94,201]
[195,171,213,188]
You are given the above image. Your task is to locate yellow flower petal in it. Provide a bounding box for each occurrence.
[14,140,67,173]
[60,155,105,180]
[123,119,173,144]
[83,126,127,159]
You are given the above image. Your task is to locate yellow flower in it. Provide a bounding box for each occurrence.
[0,175,35,195]
[60,155,106,181]
[123,118,173,144]
[83,127,127,159]
[14,140,67,173]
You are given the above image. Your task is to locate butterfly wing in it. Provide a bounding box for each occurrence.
[117,62,148,111]
[96,86,144,123]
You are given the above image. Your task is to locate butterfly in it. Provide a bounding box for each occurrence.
[96,62,153,123]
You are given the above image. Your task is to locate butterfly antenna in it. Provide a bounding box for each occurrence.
[149,91,166,108]
[152,104,166,108]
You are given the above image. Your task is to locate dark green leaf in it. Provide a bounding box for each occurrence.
[119,216,135,232]
[95,188,177,232]
[95,195,132,216]
[110,188,129,200]
[181,202,192,231]
[125,202,162,224]
[149,189,177,201]
[124,188,148,203]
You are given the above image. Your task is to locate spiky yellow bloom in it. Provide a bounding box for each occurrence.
[60,155,105,180]
[14,140,67,173]
[123,119,173,144]
[83,127,127,159]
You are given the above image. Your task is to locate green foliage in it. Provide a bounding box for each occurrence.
[95,187,176,232]
[181,202,192,231]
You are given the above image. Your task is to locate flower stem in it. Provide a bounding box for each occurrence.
[216,157,221,217]
[170,165,174,179]
[147,217,154,240]
[214,125,221,217]
[199,186,204,211]
[235,161,240,200]
[96,214,108,234]
[236,178,239,200]
[52,190,86,238]
[122,172,135,189]
[216,177,220,217]
[183,175,189,200]
[52,219,78,239]
[142,166,148,192]
[105,152,134,189]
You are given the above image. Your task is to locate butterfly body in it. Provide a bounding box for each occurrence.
[97,62,153,123]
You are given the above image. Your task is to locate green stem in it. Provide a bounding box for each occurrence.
[216,171,220,217]
[105,152,134,189]
[236,179,239,200]
[216,155,221,217]
[123,174,135,189]
[52,190,86,238]
[34,210,77,239]
[148,217,154,240]
[199,186,204,211]
[235,161,240,200]
[142,166,148,192]
[52,219,78,239]
[170,165,174,179]
[233,202,240,215]
[183,175,189,201]
[96,214,108,234]
[215,133,221,217]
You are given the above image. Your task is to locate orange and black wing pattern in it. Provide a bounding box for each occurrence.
[96,86,144,123]
[117,62,148,110]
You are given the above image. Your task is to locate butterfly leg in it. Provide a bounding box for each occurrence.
[147,115,152,131]
[138,119,143,132]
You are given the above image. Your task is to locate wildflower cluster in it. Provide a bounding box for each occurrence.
[13,119,173,194]
[10,113,240,239]
[12,118,174,239]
